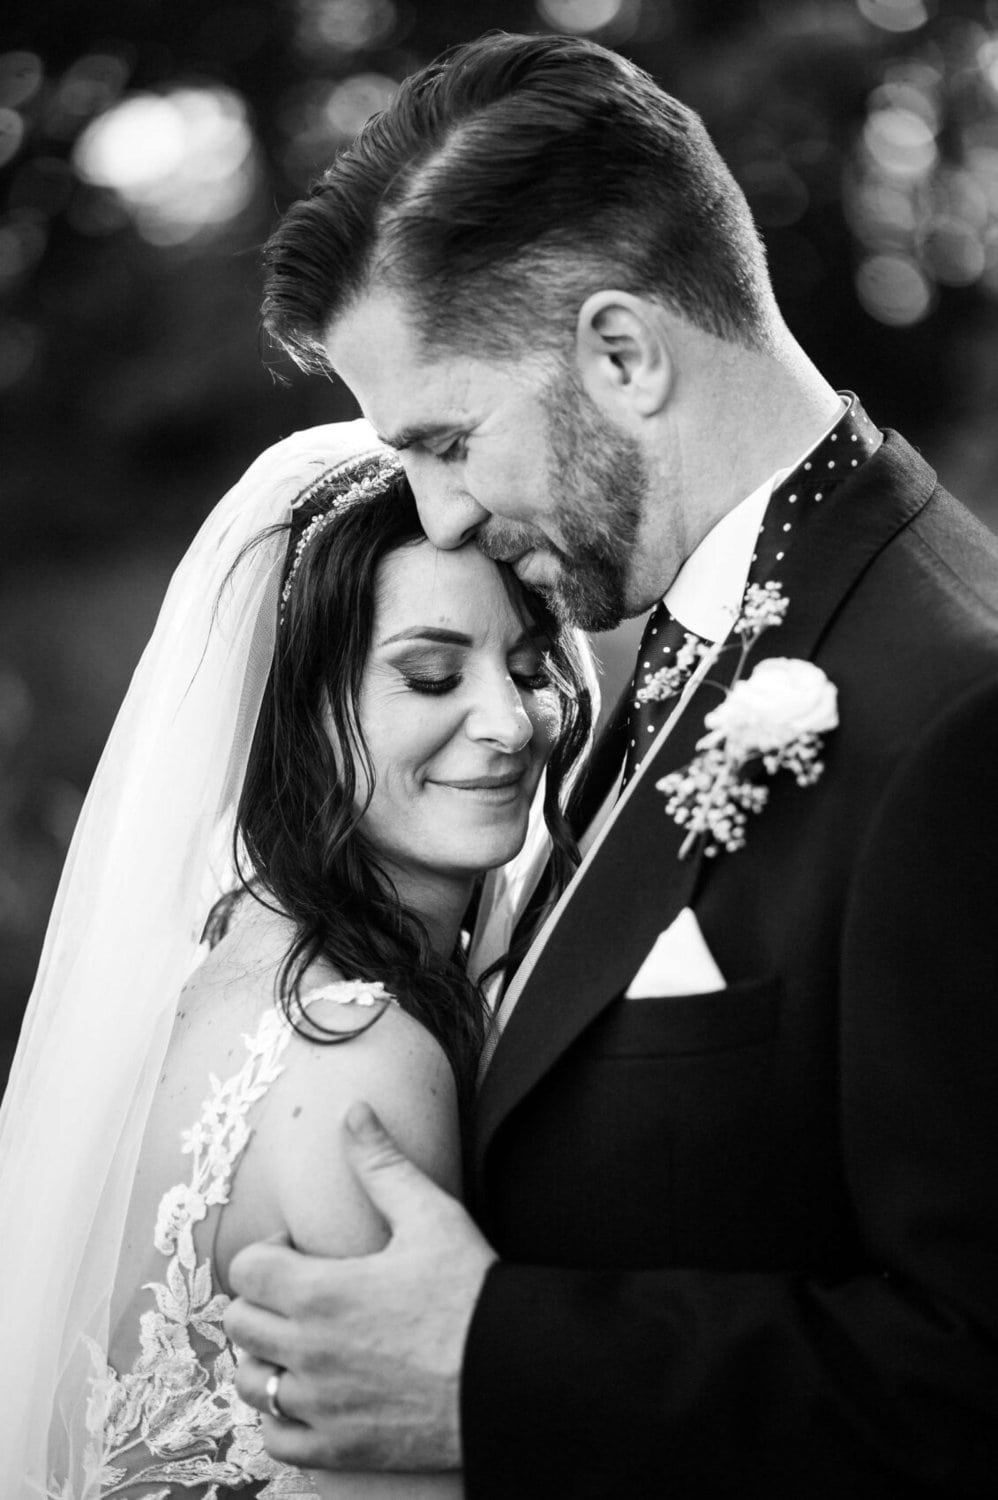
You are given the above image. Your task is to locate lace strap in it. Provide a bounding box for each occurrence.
[299,978,397,1011]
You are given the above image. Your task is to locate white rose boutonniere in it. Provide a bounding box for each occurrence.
[703,658,838,756]
[656,585,839,857]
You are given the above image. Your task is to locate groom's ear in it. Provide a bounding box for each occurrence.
[574,292,672,419]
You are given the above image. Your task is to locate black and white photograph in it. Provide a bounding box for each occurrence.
[2,1,997,1494]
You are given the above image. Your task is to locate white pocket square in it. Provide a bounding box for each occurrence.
[625,907,726,998]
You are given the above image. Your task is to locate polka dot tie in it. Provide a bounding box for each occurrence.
[620,394,881,788]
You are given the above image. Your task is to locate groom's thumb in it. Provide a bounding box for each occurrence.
[343,1099,444,1231]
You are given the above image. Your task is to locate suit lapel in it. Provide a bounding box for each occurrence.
[475,432,936,1168]
[475,643,740,1164]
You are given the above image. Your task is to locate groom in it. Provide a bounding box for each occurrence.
[226,33,998,1496]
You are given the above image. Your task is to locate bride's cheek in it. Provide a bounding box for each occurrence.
[530,691,562,755]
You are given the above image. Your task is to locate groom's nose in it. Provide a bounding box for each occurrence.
[407,469,490,550]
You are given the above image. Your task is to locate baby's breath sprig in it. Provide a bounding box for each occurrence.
[635,631,710,705]
[658,744,771,858]
[655,582,839,858]
[735,580,790,636]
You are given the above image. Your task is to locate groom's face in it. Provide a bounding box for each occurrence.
[324,289,651,631]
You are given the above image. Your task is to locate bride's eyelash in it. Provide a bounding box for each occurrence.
[514,668,553,692]
[402,667,552,696]
[402,674,460,695]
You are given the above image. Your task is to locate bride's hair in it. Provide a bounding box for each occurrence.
[229,458,594,1113]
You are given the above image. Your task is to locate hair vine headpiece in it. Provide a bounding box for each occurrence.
[280,453,404,620]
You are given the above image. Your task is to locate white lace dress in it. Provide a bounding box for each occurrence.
[63,980,393,1500]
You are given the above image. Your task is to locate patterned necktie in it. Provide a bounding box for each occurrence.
[620,395,881,788]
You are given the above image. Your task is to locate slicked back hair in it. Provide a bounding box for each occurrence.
[262,31,778,370]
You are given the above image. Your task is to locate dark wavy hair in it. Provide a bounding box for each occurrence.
[226,455,594,1116]
[262,31,776,369]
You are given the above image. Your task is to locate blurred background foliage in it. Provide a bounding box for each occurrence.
[2,0,998,1075]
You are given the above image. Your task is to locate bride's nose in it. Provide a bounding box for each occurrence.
[465,673,533,752]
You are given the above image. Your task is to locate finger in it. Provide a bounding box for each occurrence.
[257,1407,394,1473]
[227,1239,311,1313]
[234,1352,307,1426]
[259,1413,336,1470]
[223,1298,296,1367]
[342,1099,455,1232]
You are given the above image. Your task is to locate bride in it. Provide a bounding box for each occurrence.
[0,421,594,1497]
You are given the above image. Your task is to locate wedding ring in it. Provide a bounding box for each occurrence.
[265,1366,288,1421]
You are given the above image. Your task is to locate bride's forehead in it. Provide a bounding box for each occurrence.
[374,540,517,627]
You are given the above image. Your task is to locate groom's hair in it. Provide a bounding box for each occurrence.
[262,31,777,369]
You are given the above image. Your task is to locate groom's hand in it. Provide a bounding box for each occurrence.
[223,1100,498,1472]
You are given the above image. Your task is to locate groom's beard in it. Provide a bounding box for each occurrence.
[479,373,647,632]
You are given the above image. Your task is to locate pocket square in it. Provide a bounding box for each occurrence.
[625,907,726,998]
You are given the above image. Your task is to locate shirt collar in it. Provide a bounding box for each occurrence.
[663,397,849,644]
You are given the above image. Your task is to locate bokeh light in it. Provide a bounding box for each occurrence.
[0,52,43,111]
[0,319,41,391]
[46,53,131,141]
[280,72,397,186]
[856,0,932,33]
[294,0,399,56]
[324,72,398,139]
[846,15,998,323]
[0,109,25,171]
[920,214,986,285]
[856,251,934,323]
[862,105,938,178]
[72,86,258,246]
[536,0,636,37]
[0,215,47,289]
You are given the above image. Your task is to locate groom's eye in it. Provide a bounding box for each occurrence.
[434,436,468,464]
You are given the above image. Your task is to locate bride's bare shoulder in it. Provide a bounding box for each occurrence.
[194,898,461,1278]
[247,982,460,1257]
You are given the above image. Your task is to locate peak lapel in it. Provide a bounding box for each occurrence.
[474,431,936,1166]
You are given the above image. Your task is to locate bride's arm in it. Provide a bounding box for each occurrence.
[218,997,464,1497]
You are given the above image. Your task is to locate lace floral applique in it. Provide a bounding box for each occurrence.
[60,979,394,1499]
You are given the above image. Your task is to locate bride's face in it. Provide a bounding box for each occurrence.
[352,538,560,895]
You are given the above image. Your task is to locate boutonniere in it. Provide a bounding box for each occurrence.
[656,582,838,858]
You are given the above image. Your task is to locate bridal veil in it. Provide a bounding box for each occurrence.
[0,420,388,1495]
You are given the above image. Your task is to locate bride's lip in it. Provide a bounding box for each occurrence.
[434,771,525,790]
[428,770,529,805]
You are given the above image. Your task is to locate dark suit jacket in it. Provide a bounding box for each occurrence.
[461,432,998,1498]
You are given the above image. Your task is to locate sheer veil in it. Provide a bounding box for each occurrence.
[0,420,387,1496]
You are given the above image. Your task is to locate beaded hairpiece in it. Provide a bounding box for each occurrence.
[279,454,404,620]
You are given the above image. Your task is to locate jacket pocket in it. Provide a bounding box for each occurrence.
[588,975,782,1057]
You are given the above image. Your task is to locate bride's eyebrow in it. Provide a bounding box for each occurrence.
[378,627,472,647]
[378,627,542,651]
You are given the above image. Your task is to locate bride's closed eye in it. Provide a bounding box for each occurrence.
[509,660,553,693]
[397,645,552,697]
[403,672,461,695]
[401,666,551,696]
